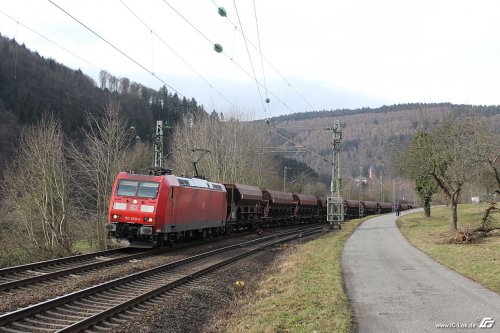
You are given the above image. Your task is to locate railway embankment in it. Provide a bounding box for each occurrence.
[398,203,500,293]
[207,217,370,333]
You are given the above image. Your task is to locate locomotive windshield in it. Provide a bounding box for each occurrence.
[116,180,160,198]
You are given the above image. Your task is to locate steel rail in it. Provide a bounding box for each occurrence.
[0,249,153,292]
[0,249,124,276]
[0,226,323,331]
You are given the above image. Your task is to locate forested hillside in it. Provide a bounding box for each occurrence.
[0,34,206,172]
[1,34,498,198]
[269,104,500,182]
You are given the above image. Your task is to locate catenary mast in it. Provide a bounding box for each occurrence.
[327,120,344,228]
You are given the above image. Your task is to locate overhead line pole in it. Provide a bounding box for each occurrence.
[154,120,164,168]
[327,120,344,229]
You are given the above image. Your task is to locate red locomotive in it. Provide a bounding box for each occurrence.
[107,170,416,248]
[107,171,227,247]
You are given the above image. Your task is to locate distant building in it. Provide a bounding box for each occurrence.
[368,165,375,179]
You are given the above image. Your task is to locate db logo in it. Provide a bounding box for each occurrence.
[479,317,495,329]
[129,204,138,211]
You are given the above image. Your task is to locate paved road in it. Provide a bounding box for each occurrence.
[342,211,500,332]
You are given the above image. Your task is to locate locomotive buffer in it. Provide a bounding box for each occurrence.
[327,120,344,229]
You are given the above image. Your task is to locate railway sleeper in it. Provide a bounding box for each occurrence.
[87,295,121,304]
[122,309,142,316]
[88,323,114,332]
[24,317,69,327]
[32,314,75,324]
[72,300,110,309]
[96,320,120,329]
[107,316,128,324]
[11,320,56,331]
[81,296,117,305]
[62,303,101,314]
[88,293,118,302]
[44,310,87,320]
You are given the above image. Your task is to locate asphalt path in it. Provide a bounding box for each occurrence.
[342,210,500,332]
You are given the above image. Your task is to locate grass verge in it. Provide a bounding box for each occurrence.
[209,218,371,333]
[399,204,500,293]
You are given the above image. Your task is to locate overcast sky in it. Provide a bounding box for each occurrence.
[1,0,500,119]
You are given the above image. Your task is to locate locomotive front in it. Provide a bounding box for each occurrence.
[107,172,165,247]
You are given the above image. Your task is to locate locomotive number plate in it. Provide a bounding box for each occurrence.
[129,204,139,211]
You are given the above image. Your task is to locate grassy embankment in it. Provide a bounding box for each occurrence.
[399,204,500,293]
[211,217,371,333]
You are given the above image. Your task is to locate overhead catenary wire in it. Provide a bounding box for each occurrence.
[2,3,326,172]
[232,0,267,115]
[119,0,236,109]
[0,52,95,113]
[0,9,102,72]
[210,0,317,112]
[251,0,272,117]
[270,126,328,162]
[287,168,317,185]
[159,0,297,115]
[48,0,185,99]
[3,3,234,112]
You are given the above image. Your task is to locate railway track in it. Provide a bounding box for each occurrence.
[0,226,324,332]
[0,226,305,294]
[0,249,153,292]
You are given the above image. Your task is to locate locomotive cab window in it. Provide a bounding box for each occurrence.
[116,180,138,197]
[116,180,160,198]
[137,182,160,198]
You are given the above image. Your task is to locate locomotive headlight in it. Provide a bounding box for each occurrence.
[148,217,153,223]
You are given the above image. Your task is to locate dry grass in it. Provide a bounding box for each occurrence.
[209,218,370,333]
[399,204,500,294]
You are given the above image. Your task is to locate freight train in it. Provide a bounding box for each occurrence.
[106,170,415,248]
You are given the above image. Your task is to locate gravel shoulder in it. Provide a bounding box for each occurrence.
[342,211,500,332]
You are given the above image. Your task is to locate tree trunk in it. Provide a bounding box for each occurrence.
[449,190,460,231]
[449,200,458,230]
[424,204,431,218]
[423,195,431,218]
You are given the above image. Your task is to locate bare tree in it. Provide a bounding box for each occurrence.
[2,114,74,258]
[68,104,133,249]
[397,116,494,230]
[169,111,280,188]
[470,121,500,232]
[124,140,154,173]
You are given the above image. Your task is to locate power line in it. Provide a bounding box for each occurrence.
[267,124,327,162]
[0,53,94,113]
[160,0,297,115]
[232,0,266,115]
[0,9,102,72]
[48,0,185,99]
[152,2,322,166]
[119,0,236,109]
[251,0,271,116]
[210,0,317,111]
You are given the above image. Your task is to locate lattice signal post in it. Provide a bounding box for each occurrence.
[327,120,344,229]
